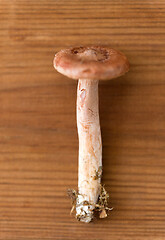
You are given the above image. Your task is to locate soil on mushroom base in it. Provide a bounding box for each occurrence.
[67,184,112,221]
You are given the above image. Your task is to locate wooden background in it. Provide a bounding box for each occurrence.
[1,0,165,239]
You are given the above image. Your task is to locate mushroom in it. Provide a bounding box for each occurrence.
[53,46,129,223]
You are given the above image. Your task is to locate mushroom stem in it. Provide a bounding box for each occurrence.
[76,79,102,223]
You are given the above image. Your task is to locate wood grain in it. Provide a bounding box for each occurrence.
[1,0,165,239]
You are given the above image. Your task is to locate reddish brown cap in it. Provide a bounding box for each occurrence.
[54,46,129,80]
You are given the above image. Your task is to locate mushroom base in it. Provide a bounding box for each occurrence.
[76,196,95,223]
[68,185,111,223]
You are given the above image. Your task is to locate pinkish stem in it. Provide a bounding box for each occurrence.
[76,79,102,222]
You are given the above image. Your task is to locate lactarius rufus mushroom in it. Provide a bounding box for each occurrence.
[53,46,129,223]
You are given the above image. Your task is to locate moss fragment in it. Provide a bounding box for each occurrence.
[93,166,102,180]
[67,189,78,214]
[95,185,113,218]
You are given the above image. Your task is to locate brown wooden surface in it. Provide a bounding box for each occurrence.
[1,0,165,239]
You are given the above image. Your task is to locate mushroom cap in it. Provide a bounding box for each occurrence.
[54,46,129,80]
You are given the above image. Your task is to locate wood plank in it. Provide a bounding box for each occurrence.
[0,0,165,239]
